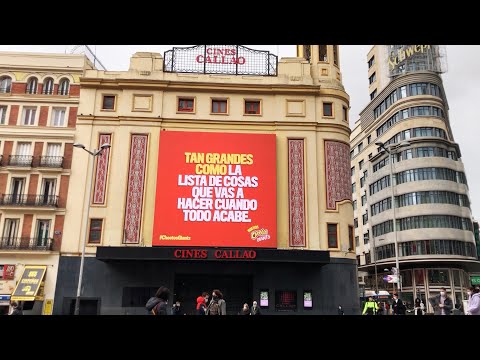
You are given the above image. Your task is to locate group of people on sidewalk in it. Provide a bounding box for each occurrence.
[362,286,480,315]
[145,286,262,315]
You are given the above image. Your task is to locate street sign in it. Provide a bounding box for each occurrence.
[471,276,480,285]
[383,275,398,283]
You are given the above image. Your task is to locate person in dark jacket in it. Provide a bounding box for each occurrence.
[429,287,453,315]
[205,289,226,315]
[392,293,406,315]
[145,286,170,315]
[250,301,261,315]
[10,301,23,315]
[171,301,183,315]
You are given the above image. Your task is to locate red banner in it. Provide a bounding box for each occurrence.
[3,265,15,280]
[153,131,277,248]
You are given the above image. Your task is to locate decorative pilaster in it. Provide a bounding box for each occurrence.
[288,139,306,247]
[325,140,351,210]
[124,134,148,244]
[92,134,111,205]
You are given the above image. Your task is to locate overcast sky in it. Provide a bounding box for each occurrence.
[1,45,478,218]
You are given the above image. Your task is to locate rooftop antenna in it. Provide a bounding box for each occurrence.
[69,45,107,71]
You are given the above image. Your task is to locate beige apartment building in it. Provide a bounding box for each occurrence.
[0,52,94,314]
[351,45,478,312]
[54,45,359,315]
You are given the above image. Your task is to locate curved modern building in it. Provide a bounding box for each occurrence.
[351,45,477,311]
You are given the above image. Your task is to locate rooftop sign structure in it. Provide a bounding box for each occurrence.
[387,45,447,77]
[163,45,278,76]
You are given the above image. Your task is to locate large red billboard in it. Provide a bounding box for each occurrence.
[153,131,277,248]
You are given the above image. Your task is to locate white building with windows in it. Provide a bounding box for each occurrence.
[351,45,478,313]
[0,52,94,315]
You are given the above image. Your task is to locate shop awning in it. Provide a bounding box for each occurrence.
[11,266,47,302]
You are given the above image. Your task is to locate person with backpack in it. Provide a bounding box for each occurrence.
[145,286,170,315]
[205,289,226,315]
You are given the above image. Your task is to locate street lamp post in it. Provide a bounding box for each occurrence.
[366,160,379,297]
[373,233,378,295]
[73,142,111,315]
[375,141,410,297]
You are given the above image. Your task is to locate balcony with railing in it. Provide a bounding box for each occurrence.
[0,237,53,251]
[0,194,58,207]
[39,156,64,168]
[8,155,34,167]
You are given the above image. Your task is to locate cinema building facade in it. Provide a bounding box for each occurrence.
[54,45,359,315]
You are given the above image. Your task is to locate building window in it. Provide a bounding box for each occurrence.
[348,226,354,251]
[370,89,377,100]
[35,219,51,246]
[303,45,311,61]
[369,72,376,85]
[355,236,360,247]
[363,231,369,245]
[177,97,194,112]
[361,194,367,206]
[327,223,338,248]
[352,182,356,193]
[102,95,116,110]
[342,106,348,122]
[58,78,70,95]
[362,211,368,225]
[333,45,339,66]
[353,200,357,210]
[367,135,371,144]
[88,219,103,244]
[358,143,363,153]
[319,45,328,62]
[245,100,261,115]
[368,56,375,69]
[51,107,66,127]
[212,99,228,114]
[22,107,37,125]
[359,160,364,170]
[26,77,38,94]
[0,76,11,93]
[43,78,54,95]
[351,166,355,176]
[365,252,371,264]
[2,218,19,244]
[354,218,358,228]
[323,102,333,117]
[0,105,7,125]
[428,269,449,286]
